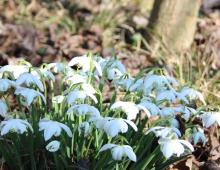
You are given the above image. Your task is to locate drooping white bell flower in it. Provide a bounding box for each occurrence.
[174,106,197,121]
[99,144,136,162]
[16,73,44,92]
[0,79,16,92]
[107,68,124,80]
[143,75,178,94]
[67,104,101,120]
[113,77,134,91]
[129,78,144,92]
[189,128,207,146]
[110,101,151,120]
[0,65,29,79]
[0,99,7,117]
[138,100,160,116]
[78,122,91,137]
[52,95,65,104]
[146,126,181,138]
[64,73,87,86]
[201,112,220,128]
[158,138,194,159]
[15,87,46,106]
[156,90,178,103]
[39,119,72,141]
[47,63,70,74]
[67,89,98,105]
[46,140,60,152]
[179,87,206,105]
[95,117,137,137]
[39,68,55,82]
[68,55,102,76]
[160,107,178,117]
[0,119,33,135]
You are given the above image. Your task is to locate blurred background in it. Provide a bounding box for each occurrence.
[1,0,220,104]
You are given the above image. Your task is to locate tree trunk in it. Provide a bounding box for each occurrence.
[147,0,201,52]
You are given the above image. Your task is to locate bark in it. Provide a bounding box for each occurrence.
[147,0,201,52]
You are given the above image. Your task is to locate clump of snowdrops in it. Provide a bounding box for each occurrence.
[0,53,219,170]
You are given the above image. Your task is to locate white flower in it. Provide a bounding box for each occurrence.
[146,126,181,138]
[67,89,98,105]
[0,100,7,117]
[190,128,206,146]
[68,55,102,76]
[67,104,101,120]
[0,119,33,135]
[99,144,136,162]
[174,106,197,121]
[15,87,46,106]
[105,59,126,80]
[46,140,60,152]
[158,138,194,159]
[160,107,177,117]
[39,119,72,141]
[95,117,137,137]
[201,112,220,128]
[0,79,16,92]
[16,73,44,92]
[143,75,178,94]
[64,73,87,86]
[156,90,179,103]
[113,77,134,91]
[52,95,65,104]
[78,122,91,137]
[107,68,124,80]
[40,69,55,81]
[47,63,68,74]
[0,65,28,79]
[138,101,160,116]
[111,101,151,120]
[179,87,206,105]
[129,78,144,92]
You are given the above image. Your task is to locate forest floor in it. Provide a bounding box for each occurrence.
[0,1,220,169]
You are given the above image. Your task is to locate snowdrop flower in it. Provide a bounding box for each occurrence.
[0,79,16,92]
[15,87,46,106]
[201,112,220,128]
[47,63,69,74]
[146,126,181,138]
[174,106,197,121]
[190,128,206,146]
[105,59,126,80]
[68,55,102,76]
[46,140,60,152]
[52,95,65,104]
[67,89,98,105]
[67,104,100,120]
[129,78,144,92]
[39,119,72,141]
[143,75,178,94]
[179,87,206,105]
[113,77,134,91]
[39,69,55,82]
[16,73,44,91]
[138,101,160,116]
[0,65,28,79]
[78,122,91,137]
[111,101,151,120]
[160,107,178,117]
[158,138,194,159]
[0,119,33,135]
[99,144,136,162]
[95,117,137,137]
[64,73,87,86]
[156,90,178,103]
[0,100,7,117]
